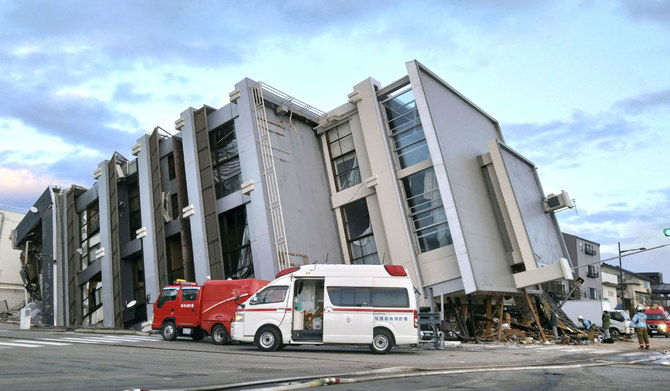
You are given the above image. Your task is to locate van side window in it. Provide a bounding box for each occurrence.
[156,288,178,308]
[254,286,288,304]
[182,288,199,301]
[372,288,409,308]
[327,287,371,306]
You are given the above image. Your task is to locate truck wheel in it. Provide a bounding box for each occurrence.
[370,329,394,354]
[609,328,620,338]
[162,321,178,341]
[211,324,231,345]
[255,326,281,351]
[191,328,204,342]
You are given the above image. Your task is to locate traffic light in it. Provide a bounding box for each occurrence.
[664,228,670,237]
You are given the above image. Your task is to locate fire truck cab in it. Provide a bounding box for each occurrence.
[152,279,268,344]
[645,306,670,337]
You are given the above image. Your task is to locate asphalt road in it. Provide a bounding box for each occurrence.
[1,323,669,391]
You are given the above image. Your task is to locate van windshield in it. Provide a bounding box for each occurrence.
[646,314,665,320]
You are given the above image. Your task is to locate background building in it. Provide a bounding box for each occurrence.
[601,264,651,315]
[563,233,602,300]
[12,61,574,329]
[0,205,26,311]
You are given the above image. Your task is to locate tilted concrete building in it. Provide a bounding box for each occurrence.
[12,61,573,328]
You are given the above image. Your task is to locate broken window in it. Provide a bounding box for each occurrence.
[341,199,379,264]
[382,87,430,169]
[219,206,254,279]
[401,168,452,252]
[210,121,242,199]
[327,121,361,191]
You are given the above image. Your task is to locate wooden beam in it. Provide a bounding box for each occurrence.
[484,295,493,335]
[497,296,504,341]
[523,288,547,342]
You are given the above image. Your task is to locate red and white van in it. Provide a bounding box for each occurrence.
[230,264,419,354]
[152,279,268,344]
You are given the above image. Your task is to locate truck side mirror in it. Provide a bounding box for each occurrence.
[234,296,246,308]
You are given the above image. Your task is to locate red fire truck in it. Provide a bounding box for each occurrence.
[645,306,670,338]
[152,279,268,344]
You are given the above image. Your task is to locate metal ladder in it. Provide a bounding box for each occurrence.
[251,82,291,271]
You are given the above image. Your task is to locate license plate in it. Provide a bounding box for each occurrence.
[651,330,657,334]
[182,328,192,335]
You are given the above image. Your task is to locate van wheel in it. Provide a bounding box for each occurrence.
[211,324,230,345]
[370,329,393,354]
[162,321,177,341]
[191,328,204,342]
[256,327,281,351]
[609,328,620,338]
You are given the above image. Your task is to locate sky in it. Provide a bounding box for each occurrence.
[1,0,669,279]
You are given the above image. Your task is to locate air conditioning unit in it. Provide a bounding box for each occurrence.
[543,190,574,213]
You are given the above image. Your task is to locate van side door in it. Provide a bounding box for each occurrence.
[323,278,374,344]
[242,285,290,338]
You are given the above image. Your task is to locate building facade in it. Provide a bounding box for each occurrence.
[12,61,573,328]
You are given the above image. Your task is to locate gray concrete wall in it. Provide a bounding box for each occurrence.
[264,101,343,268]
[410,62,514,294]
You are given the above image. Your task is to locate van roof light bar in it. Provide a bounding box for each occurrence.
[275,266,300,279]
[384,265,407,276]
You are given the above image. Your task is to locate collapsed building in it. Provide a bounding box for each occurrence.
[12,61,574,334]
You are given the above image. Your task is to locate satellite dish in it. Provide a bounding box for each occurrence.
[30,207,38,213]
[126,300,137,309]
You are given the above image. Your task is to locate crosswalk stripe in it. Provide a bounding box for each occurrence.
[14,339,71,346]
[0,341,42,348]
[41,337,100,344]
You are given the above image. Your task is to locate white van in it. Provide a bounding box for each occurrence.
[230,264,419,354]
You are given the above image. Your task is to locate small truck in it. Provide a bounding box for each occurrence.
[152,279,268,344]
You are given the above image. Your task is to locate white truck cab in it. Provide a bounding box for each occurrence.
[231,264,419,354]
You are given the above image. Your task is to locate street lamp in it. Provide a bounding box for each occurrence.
[618,242,646,315]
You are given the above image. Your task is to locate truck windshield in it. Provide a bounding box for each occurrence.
[646,314,665,320]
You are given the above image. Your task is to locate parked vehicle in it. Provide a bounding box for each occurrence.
[152,279,268,344]
[644,306,670,337]
[231,264,419,354]
[561,299,633,336]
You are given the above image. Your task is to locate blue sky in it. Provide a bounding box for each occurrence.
[1,0,669,278]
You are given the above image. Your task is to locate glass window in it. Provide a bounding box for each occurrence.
[167,154,176,180]
[212,158,242,199]
[401,168,452,252]
[382,88,430,169]
[219,206,254,279]
[128,183,141,240]
[372,288,410,308]
[181,288,199,301]
[156,288,178,308]
[341,199,379,265]
[327,287,371,307]
[327,287,408,308]
[327,122,361,191]
[209,121,241,199]
[253,286,288,304]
